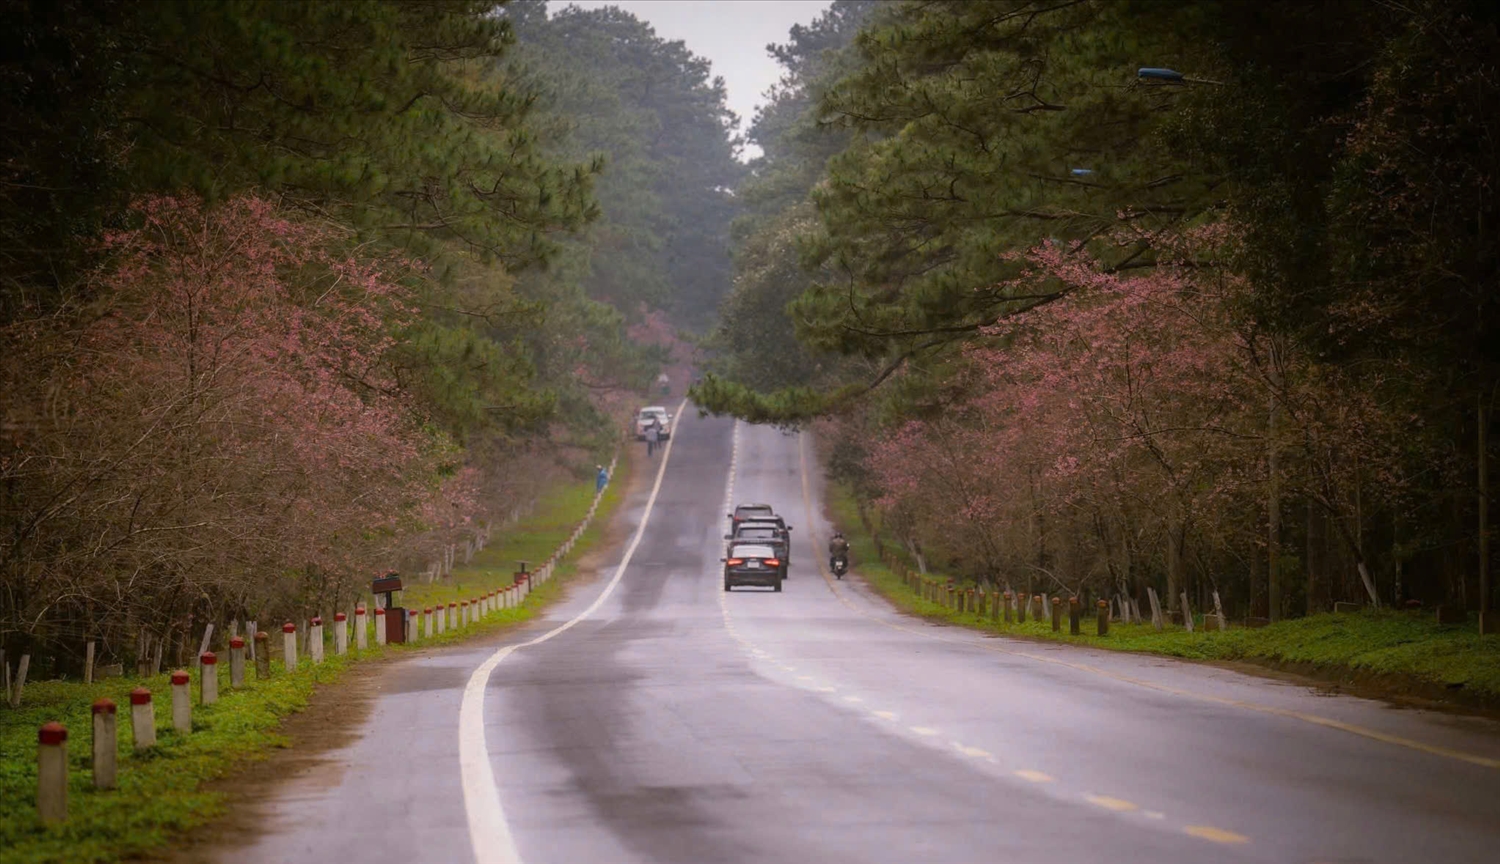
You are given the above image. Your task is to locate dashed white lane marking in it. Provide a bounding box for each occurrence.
[910,726,940,737]
[873,710,898,721]
[1014,769,1054,783]
[843,695,863,703]
[460,399,689,864]
[953,744,993,759]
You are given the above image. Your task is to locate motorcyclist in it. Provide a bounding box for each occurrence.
[828,531,850,570]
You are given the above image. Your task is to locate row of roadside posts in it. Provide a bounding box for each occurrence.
[898,572,1118,637]
[31,468,612,826]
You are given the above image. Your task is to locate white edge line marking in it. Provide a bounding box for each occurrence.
[460,397,689,864]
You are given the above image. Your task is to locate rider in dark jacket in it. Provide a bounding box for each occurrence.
[828,531,850,569]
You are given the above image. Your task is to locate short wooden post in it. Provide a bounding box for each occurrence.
[1003,591,1013,624]
[335,612,348,655]
[92,699,118,789]
[229,637,245,688]
[254,632,271,679]
[1096,599,1110,636]
[170,670,191,733]
[1018,592,1027,624]
[84,641,96,684]
[1181,592,1195,633]
[374,608,387,645]
[1051,596,1062,632]
[38,722,68,823]
[130,688,156,749]
[1069,596,1081,635]
[10,654,29,708]
[199,652,218,705]
[282,622,298,669]
[1147,586,1165,631]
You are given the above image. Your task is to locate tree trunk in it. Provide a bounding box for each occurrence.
[1268,386,1283,622]
[1166,514,1186,616]
[1307,499,1325,615]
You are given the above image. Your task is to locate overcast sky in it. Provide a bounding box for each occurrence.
[555,0,833,159]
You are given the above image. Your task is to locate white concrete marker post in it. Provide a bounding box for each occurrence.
[282,622,299,669]
[130,688,156,749]
[199,652,218,705]
[309,617,324,664]
[374,608,387,646]
[170,670,191,733]
[424,607,434,638]
[354,605,368,650]
[447,603,457,631]
[92,699,117,789]
[410,608,423,643]
[335,612,348,655]
[229,637,245,689]
[37,722,68,824]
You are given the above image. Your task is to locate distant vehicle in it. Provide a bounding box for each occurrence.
[728,502,775,526]
[634,406,672,440]
[722,542,782,592]
[733,515,793,571]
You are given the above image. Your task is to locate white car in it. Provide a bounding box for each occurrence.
[634,406,672,440]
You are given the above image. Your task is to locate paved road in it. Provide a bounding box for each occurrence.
[220,410,1500,864]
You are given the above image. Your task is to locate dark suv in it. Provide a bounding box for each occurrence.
[728,503,775,526]
[736,516,792,564]
[722,542,783,592]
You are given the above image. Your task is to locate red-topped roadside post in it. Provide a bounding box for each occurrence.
[355,604,368,650]
[229,637,246,688]
[170,670,191,733]
[92,700,117,789]
[334,612,348,656]
[282,622,299,668]
[130,688,156,748]
[199,652,218,705]
[38,722,68,823]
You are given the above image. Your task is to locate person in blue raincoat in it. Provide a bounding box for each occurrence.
[596,464,609,493]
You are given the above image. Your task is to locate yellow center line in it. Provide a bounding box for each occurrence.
[1085,795,1139,812]
[1184,825,1250,844]
[1014,769,1054,783]
[795,434,1500,772]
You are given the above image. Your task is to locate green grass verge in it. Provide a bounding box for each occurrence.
[826,482,1500,702]
[0,456,630,864]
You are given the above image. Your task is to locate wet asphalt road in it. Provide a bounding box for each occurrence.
[220,410,1500,864]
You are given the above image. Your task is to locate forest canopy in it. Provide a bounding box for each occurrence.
[0,0,738,672]
[695,0,1500,623]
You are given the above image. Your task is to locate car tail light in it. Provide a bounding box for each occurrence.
[764,558,780,567]
[726,558,743,566]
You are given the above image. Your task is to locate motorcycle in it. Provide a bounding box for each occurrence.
[831,555,849,579]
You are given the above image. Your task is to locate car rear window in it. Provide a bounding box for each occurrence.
[729,544,776,559]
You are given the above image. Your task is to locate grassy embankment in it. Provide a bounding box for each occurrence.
[0,456,629,864]
[827,483,1500,704]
